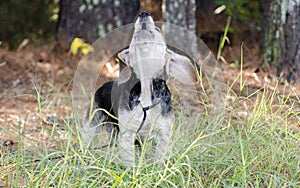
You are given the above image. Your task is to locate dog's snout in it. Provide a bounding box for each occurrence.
[139,11,150,22]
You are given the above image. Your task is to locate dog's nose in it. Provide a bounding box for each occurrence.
[139,11,150,22]
[139,12,150,18]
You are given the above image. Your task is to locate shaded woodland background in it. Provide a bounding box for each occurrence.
[0,0,299,97]
[1,0,299,82]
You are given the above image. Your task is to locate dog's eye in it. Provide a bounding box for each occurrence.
[155,27,161,32]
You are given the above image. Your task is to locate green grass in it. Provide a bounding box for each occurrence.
[1,78,300,187]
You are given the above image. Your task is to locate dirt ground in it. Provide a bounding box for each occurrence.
[1,39,300,153]
[0,43,76,151]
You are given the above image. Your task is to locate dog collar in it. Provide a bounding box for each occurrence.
[136,102,159,134]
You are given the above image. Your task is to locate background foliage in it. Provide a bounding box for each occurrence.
[0,0,261,49]
[0,0,58,49]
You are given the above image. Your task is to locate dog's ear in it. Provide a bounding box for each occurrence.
[165,49,197,84]
[118,66,131,85]
[118,49,131,85]
[118,49,130,66]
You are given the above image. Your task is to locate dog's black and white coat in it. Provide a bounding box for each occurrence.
[83,12,196,167]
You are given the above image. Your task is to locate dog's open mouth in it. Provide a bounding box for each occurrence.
[136,21,154,31]
[142,23,147,30]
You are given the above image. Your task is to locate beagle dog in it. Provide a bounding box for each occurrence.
[83,12,196,167]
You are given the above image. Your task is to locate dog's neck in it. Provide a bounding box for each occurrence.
[128,24,167,107]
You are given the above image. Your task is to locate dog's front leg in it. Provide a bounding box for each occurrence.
[154,114,174,162]
[119,130,136,167]
[82,119,101,148]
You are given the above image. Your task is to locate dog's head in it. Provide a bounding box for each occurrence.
[118,12,197,107]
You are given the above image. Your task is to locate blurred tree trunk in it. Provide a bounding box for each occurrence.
[262,0,300,82]
[56,0,140,47]
[164,0,196,32]
[164,0,197,56]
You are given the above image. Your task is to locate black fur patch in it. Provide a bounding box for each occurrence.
[152,78,172,115]
[87,81,119,139]
[128,82,141,110]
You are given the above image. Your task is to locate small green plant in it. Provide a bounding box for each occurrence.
[32,81,44,114]
[215,0,262,21]
[217,16,231,61]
